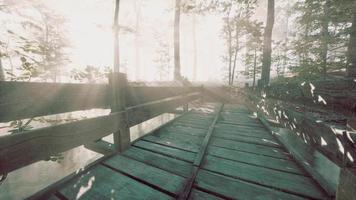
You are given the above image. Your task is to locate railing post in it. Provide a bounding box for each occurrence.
[200,85,205,103]
[183,88,189,112]
[109,72,130,152]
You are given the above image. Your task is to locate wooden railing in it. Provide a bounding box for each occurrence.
[0,73,202,174]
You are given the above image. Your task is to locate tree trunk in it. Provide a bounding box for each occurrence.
[253,48,257,88]
[347,2,356,77]
[231,24,239,86]
[134,0,141,81]
[261,0,275,86]
[226,7,232,85]
[174,0,181,81]
[192,13,198,81]
[0,55,4,81]
[113,0,120,73]
[321,0,329,78]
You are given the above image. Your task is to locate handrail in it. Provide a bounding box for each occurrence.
[0,81,201,122]
[0,91,201,174]
[0,72,203,174]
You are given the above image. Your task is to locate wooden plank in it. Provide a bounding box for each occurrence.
[126,86,200,106]
[212,133,280,148]
[207,146,304,175]
[126,92,201,127]
[0,112,123,174]
[103,154,186,195]
[133,140,196,162]
[177,104,223,200]
[142,135,201,152]
[203,155,326,199]
[193,104,223,166]
[214,123,268,133]
[196,170,307,200]
[109,73,131,152]
[58,165,172,200]
[0,81,109,122]
[0,92,200,174]
[188,189,224,200]
[210,138,289,159]
[151,130,204,144]
[84,140,115,155]
[123,147,193,177]
[161,127,207,138]
[172,122,210,129]
[217,121,265,128]
[213,128,275,140]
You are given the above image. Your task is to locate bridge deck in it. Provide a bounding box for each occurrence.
[45,104,327,200]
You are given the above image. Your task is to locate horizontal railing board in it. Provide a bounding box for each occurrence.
[0,81,201,122]
[245,92,348,166]
[127,92,200,127]
[126,86,200,106]
[0,81,110,122]
[0,92,200,174]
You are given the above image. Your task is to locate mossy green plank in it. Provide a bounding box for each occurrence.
[196,170,307,200]
[218,121,265,128]
[155,128,205,139]
[172,122,208,129]
[133,140,195,162]
[142,135,201,152]
[123,147,193,177]
[203,155,326,199]
[150,131,203,145]
[210,138,289,159]
[177,117,212,124]
[207,146,304,175]
[214,125,271,136]
[162,127,207,137]
[213,133,280,148]
[59,165,171,200]
[215,123,267,133]
[211,137,289,158]
[103,155,185,195]
[213,129,275,140]
[188,189,224,200]
[47,195,61,200]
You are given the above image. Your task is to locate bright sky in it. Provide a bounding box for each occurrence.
[44,0,226,82]
[1,0,291,83]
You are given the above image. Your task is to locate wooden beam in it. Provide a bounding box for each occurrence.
[0,112,123,174]
[0,80,201,122]
[178,104,224,200]
[0,81,110,122]
[0,91,200,174]
[84,140,115,155]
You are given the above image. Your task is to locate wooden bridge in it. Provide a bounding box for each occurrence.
[0,73,354,199]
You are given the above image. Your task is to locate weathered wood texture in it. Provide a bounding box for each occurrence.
[0,81,201,122]
[0,92,200,174]
[0,81,109,122]
[245,92,351,167]
[245,92,340,196]
[28,104,328,200]
[262,79,356,116]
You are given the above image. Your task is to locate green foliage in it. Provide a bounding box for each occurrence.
[71,65,110,83]
[0,1,69,81]
[292,0,353,78]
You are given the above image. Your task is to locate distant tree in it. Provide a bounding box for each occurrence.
[244,21,263,88]
[154,40,172,81]
[347,1,356,77]
[174,0,181,80]
[0,1,69,81]
[71,65,109,83]
[292,0,353,79]
[261,0,275,86]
